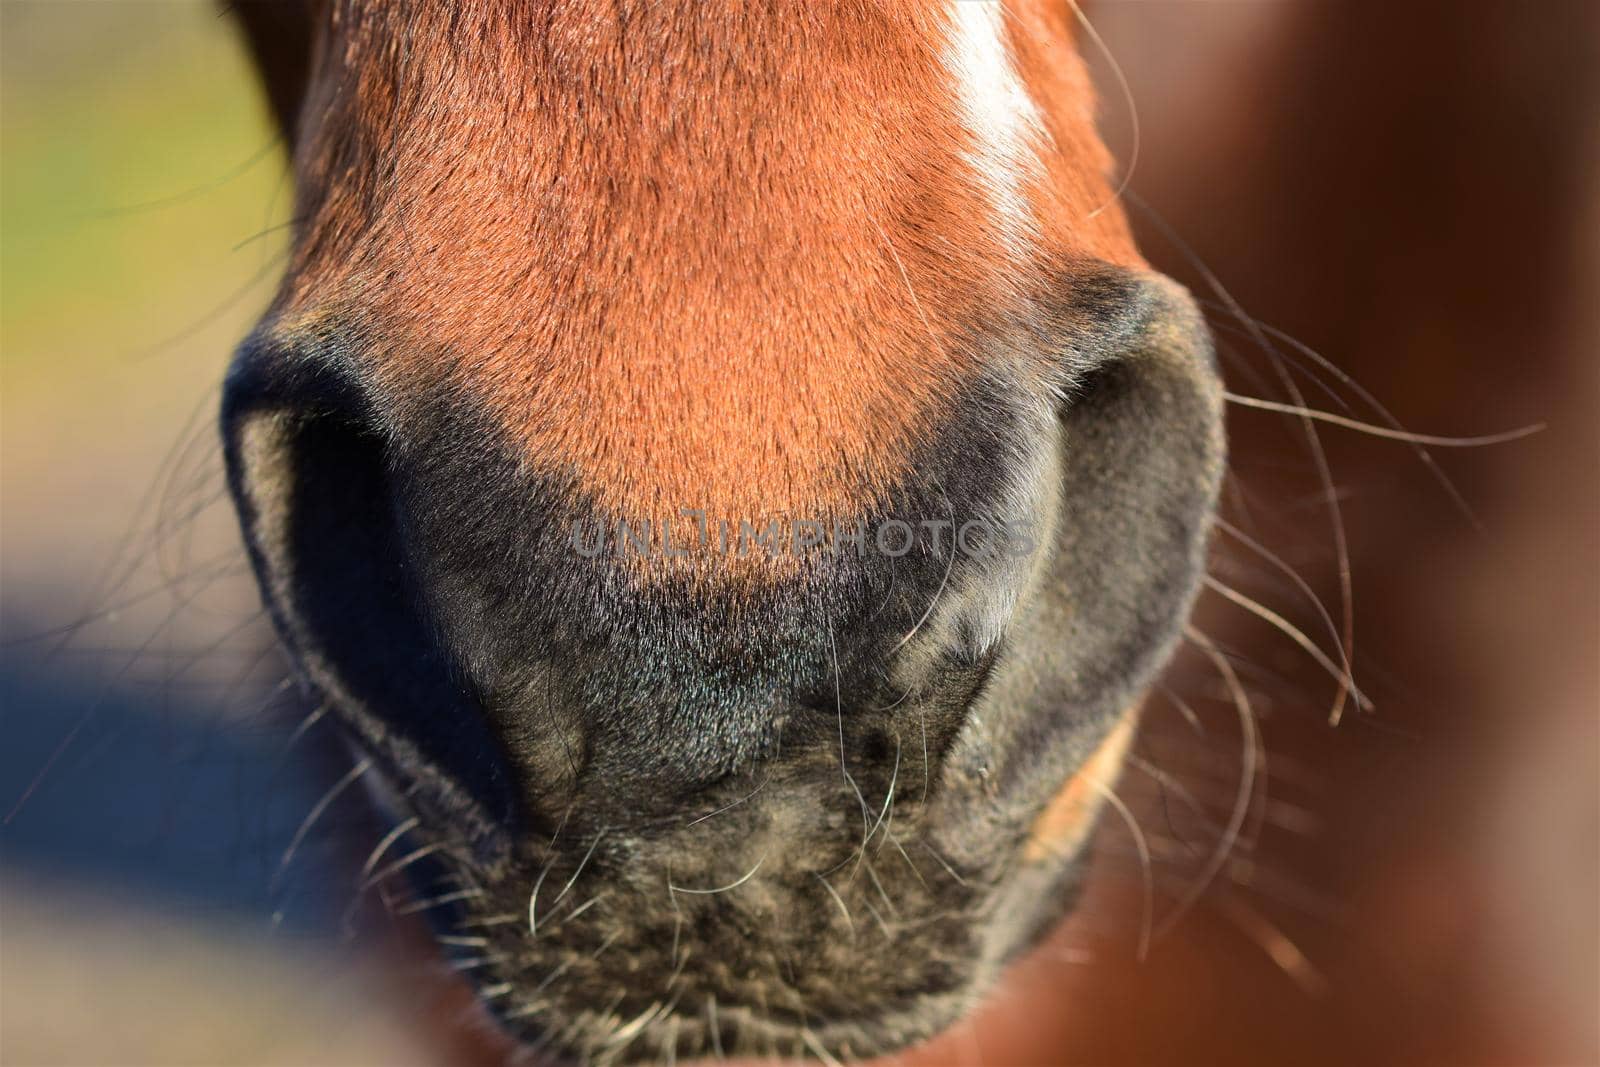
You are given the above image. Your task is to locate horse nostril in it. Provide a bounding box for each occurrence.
[217,267,1225,1062]
[221,336,519,836]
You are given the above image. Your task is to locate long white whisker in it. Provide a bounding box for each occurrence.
[1202,576,1373,711]
[1224,392,1544,447]
[828,616,872,839]
[866,734,901,849]
[395,887,484,916]
[863,857,899,919]
[668,853,766,896]
[527,804,573,938]
[801,1027,845,1067]
[436,934,488,948]
[1155,683,1206,734]
[552,826,608,908]
[1127,194,1361,727]
[815,872,857,942]
[1066,0,1139,220]
[272,757,370,891]
[554,892,609,927]
[1156,628,1258,939]
[1208,309,1488,530]
[281,699,328,752]
[1214,517,1348,680]
[888,481,959,657]
[359,816,420,881]
[528,863,553,938]
[1091,782,1153,961]
[686,772,770,828]
[362,842,445,890]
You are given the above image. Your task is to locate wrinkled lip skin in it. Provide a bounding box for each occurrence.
[343,707,1141,1065]
[400,847,1120,1067]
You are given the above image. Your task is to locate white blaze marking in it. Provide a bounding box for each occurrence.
[945,0,1044,257]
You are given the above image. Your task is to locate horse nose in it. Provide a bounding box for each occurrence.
[218,327,996,835]
[220,271,1226,1060]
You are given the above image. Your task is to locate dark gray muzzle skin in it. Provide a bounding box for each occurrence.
[221,266,1224,1063]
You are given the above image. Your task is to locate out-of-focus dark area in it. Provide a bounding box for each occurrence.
[1,2,1595,1065]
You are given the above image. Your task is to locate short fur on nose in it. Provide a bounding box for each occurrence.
[220,312,1058,821]
[224,263,1221,810]
[221,267,1223,1061]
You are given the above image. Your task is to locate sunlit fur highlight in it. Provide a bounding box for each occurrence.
[269,0,1140,536]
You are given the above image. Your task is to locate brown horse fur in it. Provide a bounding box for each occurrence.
[223,2,1224,1060]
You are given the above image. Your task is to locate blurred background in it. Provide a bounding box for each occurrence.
[2,2,1595,1065]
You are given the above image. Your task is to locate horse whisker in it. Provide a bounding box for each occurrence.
[1157,628,1260,939]
[1091,781,1154,961]
[1202,576,1373,712]
[362,842,445,890]
[272,758,371,892]
[668,853,766,896]
[1223,392,1544,448]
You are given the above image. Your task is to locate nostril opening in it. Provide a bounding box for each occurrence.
[1057,358,1125,421]
[221,345,518,831]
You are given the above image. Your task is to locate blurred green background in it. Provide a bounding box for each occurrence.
[2,5,437,1064]
[3,1,282,601]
